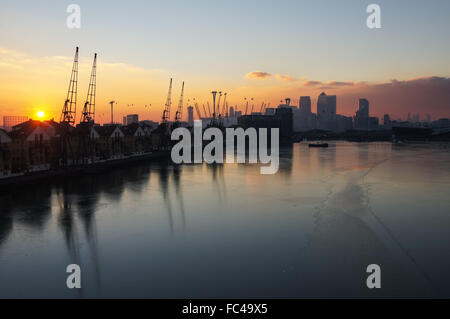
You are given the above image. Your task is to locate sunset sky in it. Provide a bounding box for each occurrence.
[1,0,449,124]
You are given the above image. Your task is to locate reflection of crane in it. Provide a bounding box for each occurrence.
[61,47,79,125]
[109,101,116,124]
[174,81,185,122]
[80,53,97,123]
[162,78,173,123]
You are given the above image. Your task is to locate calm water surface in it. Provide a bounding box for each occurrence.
[1,142,450,298]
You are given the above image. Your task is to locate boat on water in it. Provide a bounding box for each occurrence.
[309,142,329,148]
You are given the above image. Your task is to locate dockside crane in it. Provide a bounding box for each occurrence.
[202,104,208,118]
[60,47,79,125]
[174,81,185,122]
[162,78,173,124]
[80,53,97,123]
[244,98,248,115]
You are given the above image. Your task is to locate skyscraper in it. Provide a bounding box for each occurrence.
[316,93,336,130]
[317,92,328,116]
[354,99,370,130]
[299,96,311,114]
[359,99,369,116]
[299,96,313,131]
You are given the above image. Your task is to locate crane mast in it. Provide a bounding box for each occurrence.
[60,47,79,125]
[175,81,185,122]
[162,78,173,123]
[81,53,97,123]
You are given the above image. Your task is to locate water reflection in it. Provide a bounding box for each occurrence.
[0,142,450,298]
[172,165,186,232]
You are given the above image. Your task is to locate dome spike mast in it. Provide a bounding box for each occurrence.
[60,46,79,125]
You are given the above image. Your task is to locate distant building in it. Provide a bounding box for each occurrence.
[383,114,391,129]
[229,106,235,117]
[336,115,353,132]
[187,106,194,126]
[354,99,370,130]
[432,118,450,128]
[124,114,139,126]
[238,107,293,141]
[316,92,336,131]
[298,96,313,131]
[369,117,379,130]
[299,96,311,113]
[3,116,28,131]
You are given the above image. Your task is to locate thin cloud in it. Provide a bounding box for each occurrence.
[275,74,299,82]
[326,81,354,87]
[304,80,322,87]
[245,71,271,79]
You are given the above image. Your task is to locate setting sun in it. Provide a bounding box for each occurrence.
[37,111,45,118]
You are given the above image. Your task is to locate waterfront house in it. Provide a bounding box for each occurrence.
[8,120,55,172]
[122,123,146,154]
[93,125,125,159]
[0,128,12,177]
